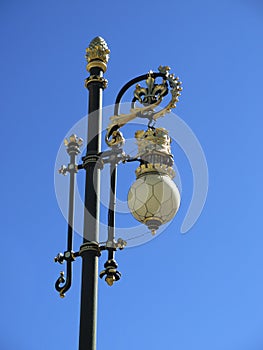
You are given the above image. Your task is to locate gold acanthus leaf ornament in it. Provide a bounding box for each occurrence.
[135,128,172,156]
[106,66,182,147]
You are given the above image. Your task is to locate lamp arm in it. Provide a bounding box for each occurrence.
[106,72,166,142]
[105,66,182,147]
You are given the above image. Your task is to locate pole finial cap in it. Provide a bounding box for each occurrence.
[85,36,110,72]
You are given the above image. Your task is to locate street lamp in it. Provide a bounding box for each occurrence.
[55,36,182,350]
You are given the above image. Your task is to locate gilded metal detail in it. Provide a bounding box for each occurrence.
[105,276,115,286]
[58,165,68,176]
[105,129,125,148]
[134,65,182,118]
[116,238,127,250]
[79,241,101,257]
[144,217,163,235]
[85,75,108,89]
[134,127,175,179]
[54,253,64,264]
[135,128,172,156]
[99,259,121,286]
[106,100,161,143]
[105,66,182,146]
[82,154,104,170]
[64,134,83,156]
[87,60,107,73]
[135,163,175,179]
[58,271,66,298]
[58,164,78,175]
[134,70,168,106]
[105,238,127,250]
[85,36,110,68]
[64,134,83,147]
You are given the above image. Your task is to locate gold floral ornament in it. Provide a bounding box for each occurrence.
[105,66,182,147]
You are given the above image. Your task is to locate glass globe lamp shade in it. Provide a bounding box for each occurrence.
[127,173,180,234]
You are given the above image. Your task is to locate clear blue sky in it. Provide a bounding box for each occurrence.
[1,0,263,349]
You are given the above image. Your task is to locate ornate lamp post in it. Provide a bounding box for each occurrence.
[55,36,182,350]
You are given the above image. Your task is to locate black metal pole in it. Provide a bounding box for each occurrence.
[78,37,109,350]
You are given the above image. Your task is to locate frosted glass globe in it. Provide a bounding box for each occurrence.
[127,173,180,233]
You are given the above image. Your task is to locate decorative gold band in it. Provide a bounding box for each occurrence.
[86,60,107,73]
[79,242,101,257]
[85,76,108,89]
[135,163,175,179]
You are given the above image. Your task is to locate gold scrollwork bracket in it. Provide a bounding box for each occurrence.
[105,66,182,148]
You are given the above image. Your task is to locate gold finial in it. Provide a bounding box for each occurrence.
[105,275,115,286]
[64,134,83,147]
[85,36,110,73]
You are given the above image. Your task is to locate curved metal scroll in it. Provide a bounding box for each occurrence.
[106,65,183,147]
[55,258,73,298]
